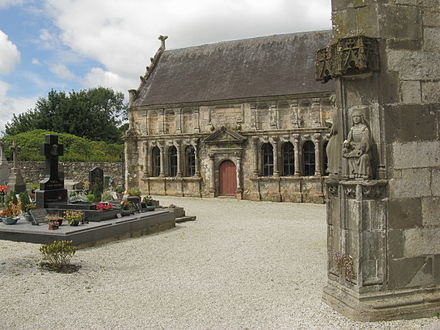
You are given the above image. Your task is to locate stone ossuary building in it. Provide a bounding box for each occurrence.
[125,30,335,203]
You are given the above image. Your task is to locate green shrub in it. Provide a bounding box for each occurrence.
[2,129,124,162]
[127,188,141,197]
[19,192,31,212]
[40,240,76,269]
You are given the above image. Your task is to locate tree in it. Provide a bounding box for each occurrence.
[4,88,127,144]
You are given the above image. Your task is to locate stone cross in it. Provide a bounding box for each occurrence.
[40,135,64,187]
[9,140,20,169]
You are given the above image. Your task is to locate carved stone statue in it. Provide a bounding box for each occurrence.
[325,95,341,177]
[343,106,372,179]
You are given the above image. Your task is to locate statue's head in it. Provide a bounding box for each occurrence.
[349,105,368,125]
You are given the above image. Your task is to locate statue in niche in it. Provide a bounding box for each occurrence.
[343,106,372,179]
[325,95,341,177]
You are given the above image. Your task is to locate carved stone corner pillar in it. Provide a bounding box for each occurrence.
[290,100,300,128]
[193,108,200,133]
[292,134,301,176]
[193,143,200,177]
[235,155,243,199]
[159,109,165,134]
[250,105,258,130]
[175,108,182,134]
[313,133,322,176]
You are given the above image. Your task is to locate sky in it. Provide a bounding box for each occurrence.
[0,0,332,134]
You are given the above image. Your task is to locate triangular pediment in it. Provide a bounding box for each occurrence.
[204,127,247,145]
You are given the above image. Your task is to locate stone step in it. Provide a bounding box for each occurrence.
[175,216,196,223]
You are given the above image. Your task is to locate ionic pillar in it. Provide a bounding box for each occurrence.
[272,138,280,177]
[176,142,182,177]
[313,133,322,176]
[293,134,301,176]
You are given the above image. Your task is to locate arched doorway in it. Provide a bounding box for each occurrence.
[219,160,237,196]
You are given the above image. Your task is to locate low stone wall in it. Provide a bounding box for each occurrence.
[9,161,124,188]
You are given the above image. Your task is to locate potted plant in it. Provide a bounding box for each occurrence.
[63,210,84,226]
[0,207,19,225]
[46,214,63,230]
[95,202,113,211]
[115,186,124,199]
[142,195,155,211]
[120,200,133,216]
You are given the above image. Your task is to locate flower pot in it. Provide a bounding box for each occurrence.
[2,217,18,225]
[146,205,155,211]
[69,221,79,226]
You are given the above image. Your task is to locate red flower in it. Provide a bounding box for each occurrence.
[96,202,113,211]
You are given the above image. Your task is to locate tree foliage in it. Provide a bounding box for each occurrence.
[2,129,123,162]
[4,88,127,144]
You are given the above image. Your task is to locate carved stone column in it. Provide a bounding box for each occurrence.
[193,108,200,133]
[175,108,182,134]
[252,137,259,176]
[293,134,301,176]
[251,105,258,130]
[176,142,182,177]
[236,155,243,198]
[269,105,278,129]
[272,138,280,177]
[158,109,165,134]
[144,142,150,177]
[158,144,165,177]
[313,133,322,176]
[208,153,215,194]
[193,139,200,177]
[290,100,300,128]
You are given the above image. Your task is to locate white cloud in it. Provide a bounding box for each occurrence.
[0,30,20,75]
[44,0,331,92]
[83,67,134,94]
[36,28,59,50]
[31,58,41,65]
[49,63,76,80]
[0,80,36,134]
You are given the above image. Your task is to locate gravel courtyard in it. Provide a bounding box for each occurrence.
[1,197,439,329]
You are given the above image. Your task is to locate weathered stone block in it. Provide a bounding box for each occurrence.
[403,227,440,257]
[389,198,422,229]
[432,169,440,196]
[389,257,431,289]
[393,141,440,169]
[422,197,440,226]
[424,10,440,27]
[388,229,404,258]
[362,200,386,231]
[422,81,440,103]
[387,50,440,80]
[389,168,432,198]
[384,104,437,142]
[380,5,422,41]
[423,27,440,51]
[419,0,440,8]
[400,80,421,104]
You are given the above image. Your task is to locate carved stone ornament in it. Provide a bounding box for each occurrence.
[316,36,379,83]
[328,184,339,197]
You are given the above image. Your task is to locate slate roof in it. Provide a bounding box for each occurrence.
[133,30,334,107]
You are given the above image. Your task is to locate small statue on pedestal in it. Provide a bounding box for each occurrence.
[343,106,372,180]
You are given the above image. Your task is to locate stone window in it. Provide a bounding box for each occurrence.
[302,141,315,176]
[185,145,196,177]
[168,146,178,177]
[262,143,274,176]
[282,142,295,176]
[152,147,161,177]
[323,140,329,176]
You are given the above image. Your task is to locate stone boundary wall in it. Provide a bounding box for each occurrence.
[8,161,124,188]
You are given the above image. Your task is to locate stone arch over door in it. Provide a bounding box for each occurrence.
[219,160,237,196]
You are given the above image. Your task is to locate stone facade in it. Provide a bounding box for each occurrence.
[8,161,124,188]
[321,0,440,321]
[126,31,335,203]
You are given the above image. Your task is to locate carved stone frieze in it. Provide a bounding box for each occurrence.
[316,36,380,83]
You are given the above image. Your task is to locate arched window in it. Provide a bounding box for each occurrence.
[185,145,196,177]
[303,141,315,176]
[262,143,273,176]
[168,146,177,177]
[152,147,161,177]
[323,141,329,176]
[282,142,294,176]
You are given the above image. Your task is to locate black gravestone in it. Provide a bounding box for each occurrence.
[35,135,68,208]
[89,167,104,195]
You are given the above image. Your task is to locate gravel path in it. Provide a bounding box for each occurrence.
[1,196,439,329]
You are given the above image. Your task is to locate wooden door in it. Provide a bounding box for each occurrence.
[219,160,237,196]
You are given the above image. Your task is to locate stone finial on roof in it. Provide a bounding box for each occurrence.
[159,35,168,50]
